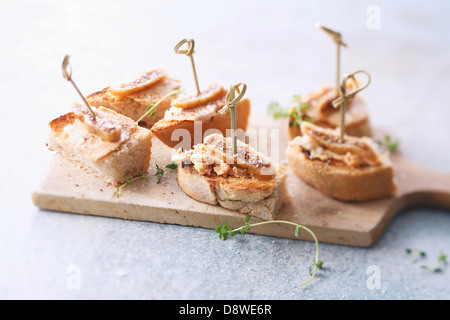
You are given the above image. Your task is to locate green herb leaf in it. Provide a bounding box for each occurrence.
[154,164,165,184]
[165,162,178,170]
[437,250,447,264]
[138,171,149,182]
[215,222,234,240]
[268,95,310,128]
[377,134,399,152]
[268,102,289,119]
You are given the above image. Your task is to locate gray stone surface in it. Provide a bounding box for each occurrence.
[0,0,449,299]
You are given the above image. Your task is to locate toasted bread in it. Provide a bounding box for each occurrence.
[47,105,152,187]
[286,122,396,201]
[86,68,181,129]
[288,85,371,139]
[151,83,251,149]
[173,133,288,220]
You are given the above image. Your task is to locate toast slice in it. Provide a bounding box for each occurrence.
[172,133,288,220]
[151,83,251,149]
[288,85,371,139]
[286,122,396,202]
[86,68,181,129]
[47,104,152,187]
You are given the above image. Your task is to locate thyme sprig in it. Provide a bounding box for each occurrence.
[215,215,323,287]
[113,162,178,197]
[113,171,149,198]
[268,95,311,126]
[136,89,182,123]
[377,134,399,152]
[154,162,178,184]
[406,248,447,273]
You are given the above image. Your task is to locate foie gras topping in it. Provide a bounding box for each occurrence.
[172,133,276,180]
[109,68,167,97]
[293,122,381,168]
[50,105,137,162]
[171,83,226,109]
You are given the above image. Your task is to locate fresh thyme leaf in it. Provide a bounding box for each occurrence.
[165,162,178,170]
[292,95,310,110]
[138,171,149,182]
[437,250,447,264]
[268,102,289,119]
[154,164,164,184]
[215,222,234,240]
[377,134,399,152]
[154,162,178,184]
[409,249,447,273]
[268,95,310,128]
[421,265,442,273]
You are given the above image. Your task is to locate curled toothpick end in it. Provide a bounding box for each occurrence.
[174,38,195,56]
[62,55,72,81]
[174,38,200,95]
[220,82,248,154]
[332,70,371,141]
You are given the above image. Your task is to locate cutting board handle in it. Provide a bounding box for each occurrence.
[392,153,450,210]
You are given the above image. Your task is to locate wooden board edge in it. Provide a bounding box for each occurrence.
[32,190,376,247]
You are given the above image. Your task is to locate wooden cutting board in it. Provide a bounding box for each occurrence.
[32,115,450,247]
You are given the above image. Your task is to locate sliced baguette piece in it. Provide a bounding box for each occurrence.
[288,85,371,139]
[173,133,288,220]
[86,68,181,129]
[151,83,251,149]
[286,122,396,202]
[47,104,152,187]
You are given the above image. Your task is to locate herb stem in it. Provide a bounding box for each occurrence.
[136,89,182,123]
[228,220,320,287]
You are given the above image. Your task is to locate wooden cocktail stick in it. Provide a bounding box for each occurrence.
[219,82,247,155]
[332,70,371,142]
[174,38,200,96]
[315,23,347,95]
[62,55,97,120]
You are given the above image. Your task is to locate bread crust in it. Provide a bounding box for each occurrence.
[177,163,288,220]
[286,143,396,201]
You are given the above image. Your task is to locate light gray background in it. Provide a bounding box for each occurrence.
[0,0,449,299]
